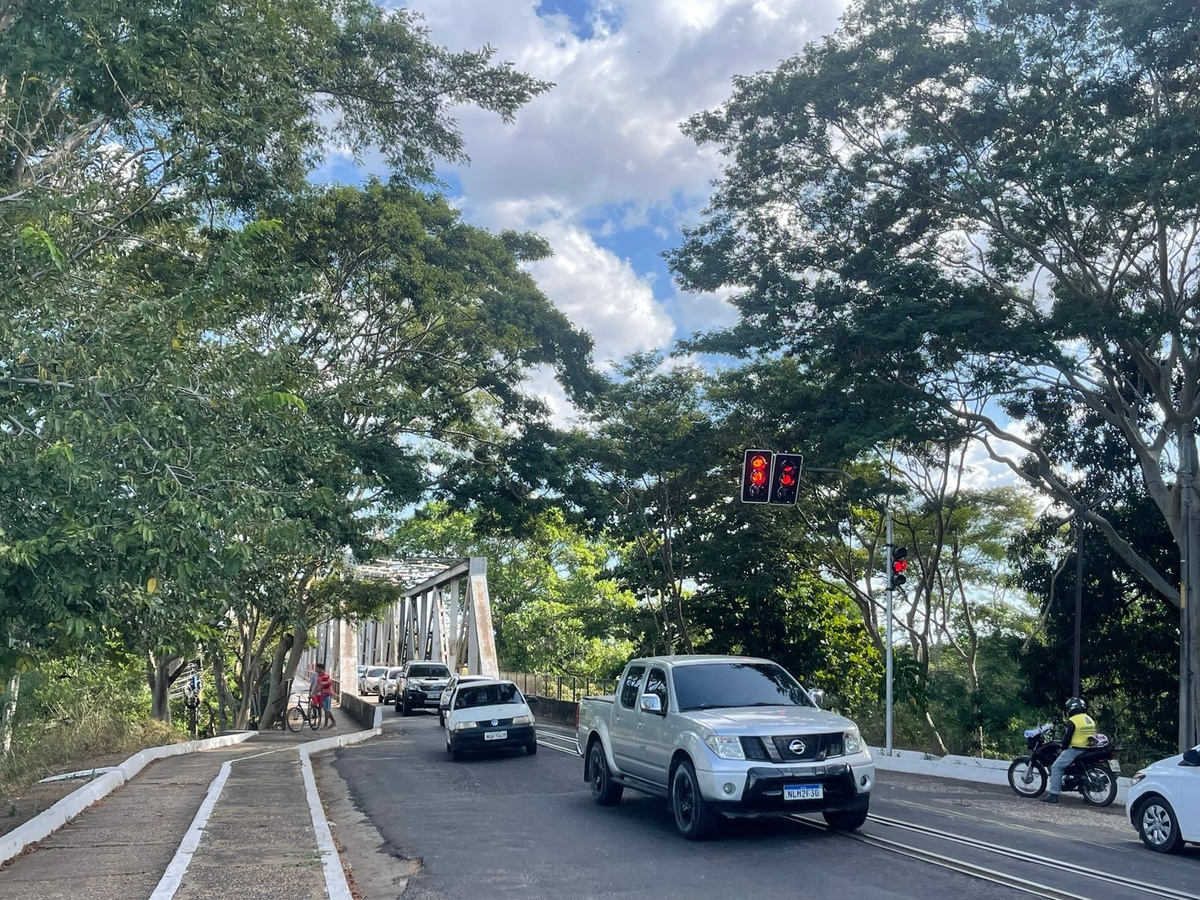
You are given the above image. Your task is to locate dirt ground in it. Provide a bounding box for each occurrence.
[0,751,141,839]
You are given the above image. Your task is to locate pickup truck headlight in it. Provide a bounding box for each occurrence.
[513,714,534,725]
[452,721,477,731]
[843,728,863,754]
[705,735,746,760]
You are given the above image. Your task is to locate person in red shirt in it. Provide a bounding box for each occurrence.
[312,664,336,729]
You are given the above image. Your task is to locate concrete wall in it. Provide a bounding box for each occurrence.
[339,691,385,730]
[531,696,578,728]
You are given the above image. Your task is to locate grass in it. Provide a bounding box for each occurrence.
[1,711,182,792]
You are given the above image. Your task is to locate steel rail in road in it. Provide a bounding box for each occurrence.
[536,731,580,755]
[863,812,1200,900]
[790,812,1200,900]
[787,815,1093,900]
[536,728,1191,900]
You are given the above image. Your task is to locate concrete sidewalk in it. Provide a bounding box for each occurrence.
[0,707,378,900]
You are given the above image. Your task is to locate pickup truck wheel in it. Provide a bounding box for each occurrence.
[671,760,718,840]
[822,806,868,831]
[400,698,411,717]
[587,741,623,805]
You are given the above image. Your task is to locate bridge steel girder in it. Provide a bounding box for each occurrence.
[308,556,498,692]
[397,557,497,677]
[343,556,497,680]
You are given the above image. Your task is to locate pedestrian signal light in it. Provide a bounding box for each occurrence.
[769,453,803,505]
[890,545,908,588]
[740,449,773,503]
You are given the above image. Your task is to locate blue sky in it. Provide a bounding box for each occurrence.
[317,0,851,387]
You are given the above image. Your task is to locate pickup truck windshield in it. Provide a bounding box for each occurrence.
[674,662,815,711]
[407,665,450,678]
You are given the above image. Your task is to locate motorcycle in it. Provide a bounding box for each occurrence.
[1007,722,1121,806]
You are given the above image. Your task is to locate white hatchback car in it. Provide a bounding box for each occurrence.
[438,674,493,726]
[445,679,538,760]
[1126,743,1200,852]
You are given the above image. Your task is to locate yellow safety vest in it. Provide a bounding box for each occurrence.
[1068,713,1097,748]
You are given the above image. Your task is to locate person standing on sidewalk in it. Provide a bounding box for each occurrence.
[314,664,336,729]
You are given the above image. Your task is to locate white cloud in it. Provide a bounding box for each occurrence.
[523,221,675,366]
[379,1,850,369]
[403,0,847,216]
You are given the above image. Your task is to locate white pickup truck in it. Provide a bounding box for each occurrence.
[576,654,873,839]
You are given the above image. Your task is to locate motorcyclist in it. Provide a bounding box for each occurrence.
[1042,696,1097,803]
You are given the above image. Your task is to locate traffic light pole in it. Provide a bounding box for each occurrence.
[885,510,894,756]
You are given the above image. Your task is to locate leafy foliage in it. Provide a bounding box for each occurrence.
[670,0,1200,743]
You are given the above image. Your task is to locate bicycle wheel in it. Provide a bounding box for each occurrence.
[286,705,305,733]
[309,705,322,730]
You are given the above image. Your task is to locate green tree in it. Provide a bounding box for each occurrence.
[389,503,637,677]
[0,0,563,731]
[670,0,1200,748]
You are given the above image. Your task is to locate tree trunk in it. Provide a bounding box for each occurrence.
[212,649,229,733]
[148,654,182,723]
[923,708,949,757]
[258,631,295,732]
[1,670,19,756]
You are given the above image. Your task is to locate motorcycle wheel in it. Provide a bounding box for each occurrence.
[1007,756,1047,797]
[1080,764,1118,807]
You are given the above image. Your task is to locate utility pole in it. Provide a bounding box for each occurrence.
[885,509,894,755]
[1182,426,1199,751]
[1073,521,1083,697]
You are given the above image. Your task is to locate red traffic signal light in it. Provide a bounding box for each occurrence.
[741,449,772,503]
[889,545,908,588]
[769,453,803,505]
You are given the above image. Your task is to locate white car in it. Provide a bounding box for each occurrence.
[444,679,538,760]
[379,667,404,703]
[1127,743,1200,852]
[438,674,493,727]
[360,666,387,699]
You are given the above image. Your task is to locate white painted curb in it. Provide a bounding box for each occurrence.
[869,745,1134,806]
[0,731,255,865]
[300,726,382,900]
[148,761,234,900]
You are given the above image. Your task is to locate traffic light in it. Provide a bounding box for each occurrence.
[769,453,803,505]
[889,545,908,588]
[740,449,773,503]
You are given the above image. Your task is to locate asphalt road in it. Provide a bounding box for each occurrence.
[325,711,1200,900]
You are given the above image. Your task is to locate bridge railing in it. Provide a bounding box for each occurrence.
[499,671,615,703]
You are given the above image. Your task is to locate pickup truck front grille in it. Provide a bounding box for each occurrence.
[739,736,771,761]
[770,732,843,761]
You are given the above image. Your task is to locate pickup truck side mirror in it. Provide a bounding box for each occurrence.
[1182,746,1200,767]
[639,694,665,715]
[808,688,825,708]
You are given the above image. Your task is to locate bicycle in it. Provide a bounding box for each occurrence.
[285,695,323,732]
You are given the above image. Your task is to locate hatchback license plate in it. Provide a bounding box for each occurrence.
[484,730,507,741]
[784,784,823,801]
